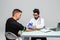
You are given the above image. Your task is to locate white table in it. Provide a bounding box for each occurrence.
[21,30,60,40]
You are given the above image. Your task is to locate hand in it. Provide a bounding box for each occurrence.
[18,34,21,37]
[34,26,42,30]
[26,28,33,32]
[26,28,34,32]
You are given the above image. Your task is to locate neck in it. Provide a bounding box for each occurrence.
[12,16,17,20]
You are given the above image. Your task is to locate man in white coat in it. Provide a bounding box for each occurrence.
[27,9,47,40]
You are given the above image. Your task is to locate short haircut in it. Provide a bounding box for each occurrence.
[12,9,22,16]
[33,8,40,15]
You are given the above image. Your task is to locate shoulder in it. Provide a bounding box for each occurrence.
[29,18,34,23]
[6,18,14,22]
[40,17,44,21]
[7,18,12,21]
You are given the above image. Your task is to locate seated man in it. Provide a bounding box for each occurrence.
[27,9,47,40]
[5,9,31,40]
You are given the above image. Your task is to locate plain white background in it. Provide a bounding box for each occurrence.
[0,0,60,40]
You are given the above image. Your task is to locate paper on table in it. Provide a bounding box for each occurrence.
[40,28,51,33]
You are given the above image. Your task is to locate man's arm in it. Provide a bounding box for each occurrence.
[9,19,25,31]
[35,18,44,30]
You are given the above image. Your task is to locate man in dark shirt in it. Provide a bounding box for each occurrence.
[5,9,26,40]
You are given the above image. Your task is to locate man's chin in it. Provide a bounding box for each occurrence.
[17,19,20,20]
[34,18,38,20]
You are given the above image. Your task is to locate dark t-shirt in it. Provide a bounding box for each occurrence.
[5,18,25,36]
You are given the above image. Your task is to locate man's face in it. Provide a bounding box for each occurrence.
[33,13,39,20]
[16,12,22,20]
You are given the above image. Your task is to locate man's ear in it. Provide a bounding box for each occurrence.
[13,14,17,18]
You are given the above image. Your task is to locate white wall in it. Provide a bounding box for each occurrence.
[0,0,60,40]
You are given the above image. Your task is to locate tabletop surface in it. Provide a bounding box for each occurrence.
[21,30,60,37]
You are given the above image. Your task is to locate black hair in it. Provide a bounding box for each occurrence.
[12,9,22,16]
[33,8,40,15]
